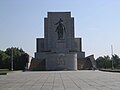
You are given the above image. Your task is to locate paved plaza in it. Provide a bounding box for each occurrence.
[0,70,120,90]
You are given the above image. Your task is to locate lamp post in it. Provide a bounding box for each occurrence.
[111,45,114,70]
[11,48,13,71]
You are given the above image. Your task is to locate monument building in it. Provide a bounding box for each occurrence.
[29,12,96,70]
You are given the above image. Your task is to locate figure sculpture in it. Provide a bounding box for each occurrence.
[55,18,66,40]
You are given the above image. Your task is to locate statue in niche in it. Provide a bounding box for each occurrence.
[55,18,66,40]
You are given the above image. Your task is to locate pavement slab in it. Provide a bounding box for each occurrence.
[0,70,120,90]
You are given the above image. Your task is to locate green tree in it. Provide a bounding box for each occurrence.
[112,54,120,68]
[96,56,104,68]
[103,55,111,68]
[96,55,111,69]
[0,47,29,70]
[0,50,10,69]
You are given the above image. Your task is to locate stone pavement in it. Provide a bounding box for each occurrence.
[0,70,120,90]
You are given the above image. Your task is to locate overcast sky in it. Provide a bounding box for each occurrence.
[0,0,120,58]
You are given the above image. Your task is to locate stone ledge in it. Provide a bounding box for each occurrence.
[0,72,7,75]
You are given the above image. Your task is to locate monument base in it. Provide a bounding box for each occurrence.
[29,52,77,71]
[46,53,77,70]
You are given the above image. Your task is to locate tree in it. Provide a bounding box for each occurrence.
[103,55,111,68]
[15,53,29,70]
[96,56,104,68]
[0,47,29,70]
[0,50,10,69]
[112,54,120,68]
[96,55,111,69]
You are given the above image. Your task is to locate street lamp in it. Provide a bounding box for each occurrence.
[111,45,114,70]
[11,48,13,71]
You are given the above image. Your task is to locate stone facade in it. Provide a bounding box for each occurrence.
[29,12,95,71]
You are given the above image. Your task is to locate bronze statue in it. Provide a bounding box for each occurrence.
[55,18,66,40]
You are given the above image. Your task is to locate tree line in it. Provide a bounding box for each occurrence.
[96,54,120,69]
[0,47,29,70]
[1,47,120,70]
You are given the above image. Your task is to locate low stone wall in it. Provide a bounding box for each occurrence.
[77,55,96,70]
[29,58,45,71]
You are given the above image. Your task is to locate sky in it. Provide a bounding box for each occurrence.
[0,0,120,59]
